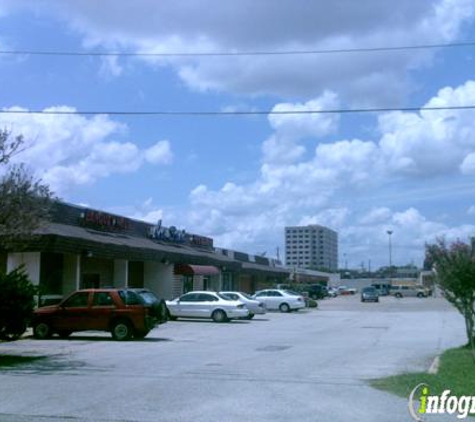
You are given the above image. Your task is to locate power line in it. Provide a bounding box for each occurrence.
[2,41,475,58]
[1,104,475,117]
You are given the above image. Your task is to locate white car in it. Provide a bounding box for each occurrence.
[220,291,267,319]
[252,289,305,312]
[166,291,249,322]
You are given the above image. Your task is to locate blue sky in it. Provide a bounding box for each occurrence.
[1,0,475,269]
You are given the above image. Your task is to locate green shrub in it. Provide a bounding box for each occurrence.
[0,267,37,340]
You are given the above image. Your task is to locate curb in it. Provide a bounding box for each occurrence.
[428,355,440,374]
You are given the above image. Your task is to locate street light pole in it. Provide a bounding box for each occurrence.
[387,230,393,285]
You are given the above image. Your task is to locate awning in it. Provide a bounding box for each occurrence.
[175,264,220,276]
[23,223,241,270]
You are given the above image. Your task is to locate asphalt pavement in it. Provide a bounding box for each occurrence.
[0,295,467,422]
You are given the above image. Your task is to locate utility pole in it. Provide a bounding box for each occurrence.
[387,230,393,285]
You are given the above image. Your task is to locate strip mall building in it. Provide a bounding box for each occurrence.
[0,202,291,302]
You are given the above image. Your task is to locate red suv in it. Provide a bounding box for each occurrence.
[32,288,168,341]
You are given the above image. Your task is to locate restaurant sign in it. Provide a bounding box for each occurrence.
[149,220,213,249]
[80,210,130,231]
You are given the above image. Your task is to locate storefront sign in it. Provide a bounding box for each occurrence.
[149,220,213,249]
[80,210,130,231]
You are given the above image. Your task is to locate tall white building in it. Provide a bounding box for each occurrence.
[285,225,338,271]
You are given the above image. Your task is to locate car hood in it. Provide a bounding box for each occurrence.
[34,304,61,314]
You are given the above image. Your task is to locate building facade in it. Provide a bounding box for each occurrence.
[1,202,290,304]
[285,225,338,271]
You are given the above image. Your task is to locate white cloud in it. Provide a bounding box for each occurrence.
[182,81,475,263]
[460,152,475,174]
[468,205,475,215]
[0,106,173,194]
[144,140,173,165]
[341,207,475,267]
[299,208,350,229]
[359,208,392,225]
[4,0,474,101]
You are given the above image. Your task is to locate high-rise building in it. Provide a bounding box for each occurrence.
[285,225,338,271]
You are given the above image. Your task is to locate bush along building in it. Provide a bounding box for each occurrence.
[0,201,289,304]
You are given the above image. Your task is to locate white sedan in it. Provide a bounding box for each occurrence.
[166,291,249,322]
[220,291,267,319]
[252,289,305,312]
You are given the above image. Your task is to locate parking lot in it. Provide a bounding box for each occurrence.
[0,295,467,422]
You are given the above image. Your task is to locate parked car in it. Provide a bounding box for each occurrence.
[252,289,305,312]
[306,284,329,300]
[220,291,267,319]
[337,286,357,295]
[327,287,338,298]
[32,288,168,341]
[278,283,328,300]
[166,291,249,322]
[390,285,427,298]
[360,286,379,303]
[371,283,391,296]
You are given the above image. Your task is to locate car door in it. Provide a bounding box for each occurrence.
[269,290,285,308]
[254,291,272,309]
[176,293,201,317]
[54,291,91,331]
[197,293,219,317]
[87,291,117,330]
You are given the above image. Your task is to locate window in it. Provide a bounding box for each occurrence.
[180,293,200,302]
[63,292,89,308]
[199,293,218,302]
[92,292,115,307]
[183,275,193,293]
[118,290,142,305]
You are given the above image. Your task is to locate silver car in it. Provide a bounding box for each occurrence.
[220,291,267,319]
[390,285,427,298]
[252,289,305,312]
[166,291,249,322]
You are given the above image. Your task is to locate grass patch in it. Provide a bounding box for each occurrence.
[0,354,46,368]
[370,345,475,398]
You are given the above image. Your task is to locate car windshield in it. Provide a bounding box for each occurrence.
[363,287,376,293]
[136,291,159,305]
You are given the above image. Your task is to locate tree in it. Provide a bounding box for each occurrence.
[0,129,53,249]
[0,267,37,340]
[425,239,475,360]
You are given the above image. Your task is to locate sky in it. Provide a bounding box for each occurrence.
[1,0,475,269]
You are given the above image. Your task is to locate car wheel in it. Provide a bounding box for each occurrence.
[245,313,255,320]
[417,292,425,298]
[167,309,177,321]
[33,321,52,339]
[57,330,72,339]
[395,293,402,299]
[212,309,227,323]
[134,329,150,339]
[279,303,291,313]
[111,320,132,341]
